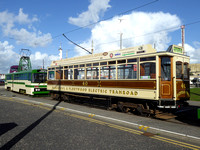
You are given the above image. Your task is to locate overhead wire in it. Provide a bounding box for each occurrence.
[45,0,159,42]
[84,19,200,49]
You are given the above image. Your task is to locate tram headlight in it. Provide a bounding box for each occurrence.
[35,88,40,91]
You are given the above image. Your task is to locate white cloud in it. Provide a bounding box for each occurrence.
[30,52,59,69]
[68,0,111,27]
[15,8,38,24]
[0,41,19,73]
[180,42,200,64]
[74,11,181,56]
[0,40,59,74]
[0,9,52,47]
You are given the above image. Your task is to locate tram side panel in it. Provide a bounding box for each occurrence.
[47,80,157,100]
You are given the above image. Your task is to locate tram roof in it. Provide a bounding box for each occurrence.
[50,44,188,67]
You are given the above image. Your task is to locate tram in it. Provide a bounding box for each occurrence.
[5,69,49,96]
[47,44,190,114]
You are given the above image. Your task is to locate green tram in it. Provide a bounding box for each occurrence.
[5,69,49,96]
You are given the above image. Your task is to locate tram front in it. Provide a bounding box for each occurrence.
[158,45,190,108]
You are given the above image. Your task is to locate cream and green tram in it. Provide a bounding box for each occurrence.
[5,69,49,96]
[47,44,190,113]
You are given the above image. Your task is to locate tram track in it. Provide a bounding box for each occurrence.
[48,94,200,127]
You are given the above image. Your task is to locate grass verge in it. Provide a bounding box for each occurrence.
[190,88,200,101]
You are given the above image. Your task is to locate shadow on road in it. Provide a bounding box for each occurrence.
[1,100,62,149]
[0,123,18,136]
[175,105,200,126]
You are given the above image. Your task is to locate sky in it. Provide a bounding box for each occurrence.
[0,0,200,73]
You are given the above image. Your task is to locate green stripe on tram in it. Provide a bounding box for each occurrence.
[32,91,50,95]
[26,85,47,88]
[7,81,25,85]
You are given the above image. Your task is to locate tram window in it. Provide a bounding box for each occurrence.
[127,59,137,63]
[69,66,73,69]
[6,75,12,80]
[28,73,32,81]
[117,60,126,64]
[75,68,85,79]
[93,63,99,66]
[140,63,155,79]
[48,71,55,80]
[68,69,73,80]
[160,57,171,81]
[100,62,107,65]
[100,66,116,79]
[32,73,47,83]
[109,61,116,65]
[56,70,63,80]
[64,70,68,79]
[80,64,85,67]
[56,67,62,70]
[86,63,92,67]
[14,74,19,80]
[19,73,28,80]
[118,64,137,79]
[86,67,99,79]
[140,57,156,62]
[184,63,189,79]
[176,61,182,79]
[74,65,78,68]
[64,66,68,69]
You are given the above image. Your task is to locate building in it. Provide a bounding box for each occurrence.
[189,64,200,76]
[0,74,5,79]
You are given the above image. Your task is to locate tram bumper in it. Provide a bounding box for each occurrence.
[157,99,189,109]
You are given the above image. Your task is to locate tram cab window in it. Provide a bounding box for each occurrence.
[32,73,47,83]
[87,67,99,79]
[160,57,171,81]
[140,63,155,79]
[48,71,55,80]
[184,63,189,79]
[176,61,182,79]
[100,66,116,79]
[117,64,137,79]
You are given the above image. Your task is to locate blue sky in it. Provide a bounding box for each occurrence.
[0,0,200,73]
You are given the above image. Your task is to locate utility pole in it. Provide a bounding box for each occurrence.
[181,25,185,54]
[66,49,68,58]
[91,40,94,54]
[119,18,124,49]
[43,59,44,69]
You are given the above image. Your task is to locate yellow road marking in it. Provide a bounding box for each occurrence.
[59,107,65,111]
[152,135,200,149]
[143,126,149,131]
[139,125,144,130]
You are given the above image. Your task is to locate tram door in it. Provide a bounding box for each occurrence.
[159,57,173,99]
